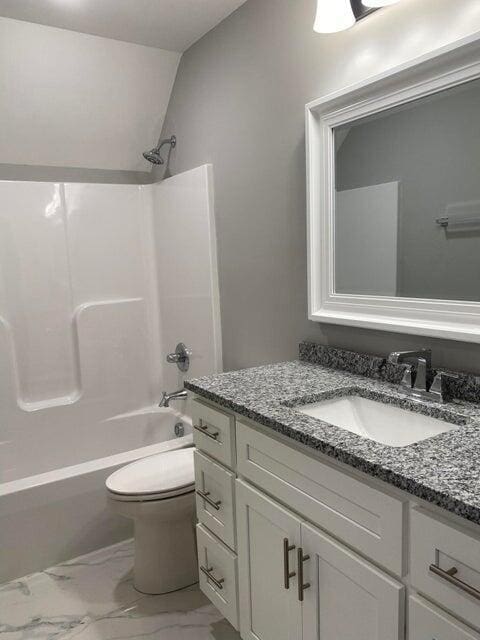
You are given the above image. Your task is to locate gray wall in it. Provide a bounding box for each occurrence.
[337,80,480,302]
[156,0,480,374]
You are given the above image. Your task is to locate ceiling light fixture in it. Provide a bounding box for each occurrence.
[314,0,402,34]
[313,0,355,34]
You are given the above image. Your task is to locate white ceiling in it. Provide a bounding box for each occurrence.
[0,0,248,52]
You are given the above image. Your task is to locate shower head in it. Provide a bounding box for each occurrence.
[143,149,164,164]
[143,135,176,165]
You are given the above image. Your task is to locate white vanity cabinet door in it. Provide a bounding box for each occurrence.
[236,480,302,640]
[409,596,480,640]
[301,522,404,640]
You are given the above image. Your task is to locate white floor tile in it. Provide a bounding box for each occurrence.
[0,540,239,640]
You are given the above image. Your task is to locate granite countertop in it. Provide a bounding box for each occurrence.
[185,342,480,526]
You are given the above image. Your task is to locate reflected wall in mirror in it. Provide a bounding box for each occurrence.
[334,78,480,302]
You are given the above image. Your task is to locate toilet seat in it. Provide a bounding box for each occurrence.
[106,447,195,502]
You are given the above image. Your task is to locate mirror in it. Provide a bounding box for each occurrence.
[334,78,480,302]
[306,35,480,342]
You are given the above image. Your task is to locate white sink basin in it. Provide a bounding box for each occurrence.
[297,395,459,447]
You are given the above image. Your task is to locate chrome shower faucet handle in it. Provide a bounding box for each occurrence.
[166,343,190,372]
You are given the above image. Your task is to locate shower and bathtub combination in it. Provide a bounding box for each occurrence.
[0,164,222,584]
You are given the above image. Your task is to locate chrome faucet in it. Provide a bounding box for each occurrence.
[159,388,188,407]
[388,349,432,391]
[388,349,444,402]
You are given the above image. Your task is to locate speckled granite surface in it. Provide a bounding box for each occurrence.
[298,340,480,404]
[185,344,480,525]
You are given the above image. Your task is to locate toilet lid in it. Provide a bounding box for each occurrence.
[106,448,195,499]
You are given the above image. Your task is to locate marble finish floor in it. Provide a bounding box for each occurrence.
[0,540,240,639]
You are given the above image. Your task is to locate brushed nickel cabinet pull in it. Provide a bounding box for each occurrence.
[283,538,296,589]
[196,489,222,511]
[297,547,311,602]
[194,424,220,441]
[429,564,480,601]
[200,565,224,590]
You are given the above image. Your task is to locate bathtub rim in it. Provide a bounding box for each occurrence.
[0,414,192,498]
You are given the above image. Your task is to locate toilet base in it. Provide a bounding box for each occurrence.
[133,506,198,594]
[109,491,198,595]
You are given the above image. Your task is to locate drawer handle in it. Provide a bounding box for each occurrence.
[200,565,225,590]
[429,564,480,601]
[196,489,222,511]
[297,547,311,602]
[283,538,296,589]
[194,424,220,441]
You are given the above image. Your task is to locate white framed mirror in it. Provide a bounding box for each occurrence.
[306,33,480,343]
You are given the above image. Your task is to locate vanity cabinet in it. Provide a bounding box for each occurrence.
[236,419,405,576]
[302,522,403,640]
[192,398,236,468]
[192,398,240,631]
[194,450,236,549]
[236,480,302,640]
[411,507,480,630]
[197,523,239,627]
[191,396,480,640]
[409,596,480,640]
[236,479,403,640]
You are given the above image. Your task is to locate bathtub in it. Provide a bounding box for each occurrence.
[0,407,192,583]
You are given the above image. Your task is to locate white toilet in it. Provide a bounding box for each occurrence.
[106,447,197,595]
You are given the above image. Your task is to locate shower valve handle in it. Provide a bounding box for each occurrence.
[166,343,190,372]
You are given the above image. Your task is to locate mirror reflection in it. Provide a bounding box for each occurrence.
[334,77,480,301]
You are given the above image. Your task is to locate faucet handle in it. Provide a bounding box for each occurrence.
[432,371,460,402]
[400,364,414,389]
[166,343,190,372]
[429,372,443,397]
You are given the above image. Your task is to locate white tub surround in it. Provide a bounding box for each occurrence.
[0,165,221,582]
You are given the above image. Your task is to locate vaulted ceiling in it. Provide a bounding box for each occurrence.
[0,1,248,172]
[0,0,249,52]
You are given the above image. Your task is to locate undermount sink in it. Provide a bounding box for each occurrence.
[297,395,459,447]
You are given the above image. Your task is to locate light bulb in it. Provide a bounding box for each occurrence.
[314,0,356,34]
[362,0,401,7]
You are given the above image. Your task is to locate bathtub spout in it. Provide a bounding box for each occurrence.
[159,389,187,408]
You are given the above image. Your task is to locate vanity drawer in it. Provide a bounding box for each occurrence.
[236,420,405,576]
[196,524,239,630]
[191,399,236,468]
[194,450,236,550]
[411,507,480,630]
[409,596,480,640]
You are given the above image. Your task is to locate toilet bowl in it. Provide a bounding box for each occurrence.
[106,447,197,595]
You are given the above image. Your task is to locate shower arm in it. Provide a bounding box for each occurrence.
[154,135,176,153]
